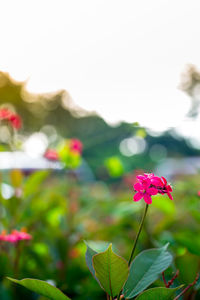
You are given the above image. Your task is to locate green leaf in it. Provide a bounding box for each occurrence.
[85,240,111,280]
[24,170,49,197]
[85,243,98,280]
[135,287,181,300]
[123,245,173,299]
[92,244,129,297]
[7,278,70,300]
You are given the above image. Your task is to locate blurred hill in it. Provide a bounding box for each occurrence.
[0,71,199,178]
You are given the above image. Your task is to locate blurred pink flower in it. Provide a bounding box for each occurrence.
[11,229,32,241]
[4,233,19,243]
[9,114,22,129]
[44,149,59,161]
[0,108,22,130]
[69,139,83,154]
[0,108,12,119]
[0,229,32,243]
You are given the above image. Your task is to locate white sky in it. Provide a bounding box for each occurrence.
[0,0,200,132]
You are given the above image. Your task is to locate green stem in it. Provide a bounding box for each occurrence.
[128,203,149,266]
[14,242,22,278]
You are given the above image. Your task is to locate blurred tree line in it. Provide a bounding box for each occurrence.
[0,71,199,178]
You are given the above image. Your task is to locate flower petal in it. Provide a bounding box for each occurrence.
[133,192,143,202]
[136,175,146,181]
[147,187,158,195]
[142,178,151,189]
[161,176,167,185]
[134,182,143,192]
[167,192,173,200]
[151,176,163,186]
[167,184,172,192]
[143,193,152,204]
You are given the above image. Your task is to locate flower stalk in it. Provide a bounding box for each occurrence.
[128,203,149,266]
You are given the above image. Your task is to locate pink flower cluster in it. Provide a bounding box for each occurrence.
[133,173,173,204]
[69,139,83,154]
[0,229,32,243]
[0,108,22,130]
[44,149,59,161]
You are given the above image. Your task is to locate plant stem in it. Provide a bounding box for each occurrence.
[14,242,21,278]
[166,270,179,288]
[128,203,149,266]
[174,273,199,300]
[162,272,168,287]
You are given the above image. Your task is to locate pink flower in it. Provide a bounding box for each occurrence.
[197,191,200,197]
[69,139,82,154]
[9,114,22,129]
[134,178,158,204]
[4,233,19,243]
[11,230,32,241]
[0,108,12,120]
[133,173,173,204]
[44,149,59,161]
[0,108,22,130]
[0,229,32,243]
[157,177,173,200]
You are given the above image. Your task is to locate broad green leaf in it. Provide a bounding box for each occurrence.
[93,244,129,297]
[85,241,113,283]
[7,278,70,300]
[85,240,111,253]
[135,287,181,300]
[85,243,98,280]
[123,245,173,299]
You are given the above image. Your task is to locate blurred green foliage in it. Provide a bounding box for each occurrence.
[0,170,199,299]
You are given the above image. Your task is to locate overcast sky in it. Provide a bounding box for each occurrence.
[0,0,200,134]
